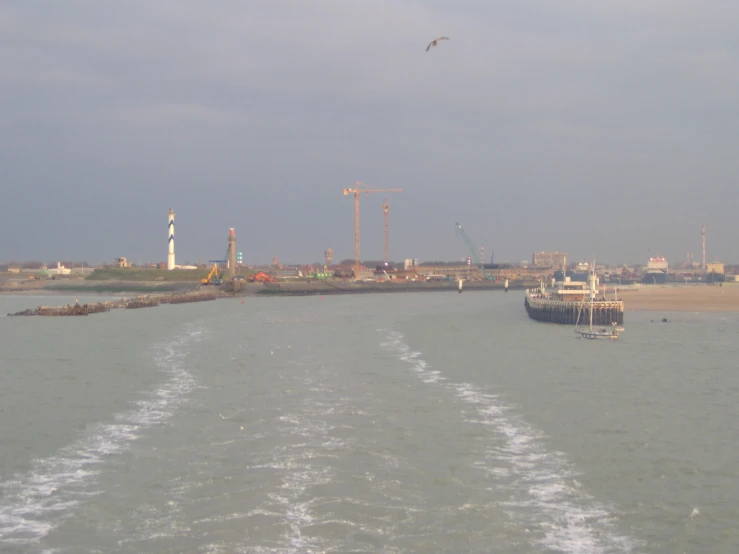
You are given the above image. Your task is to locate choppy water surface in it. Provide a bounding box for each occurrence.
[1,291,737,553]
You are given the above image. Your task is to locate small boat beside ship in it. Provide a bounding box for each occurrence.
[524,272,624,327]
[574,270,622,339]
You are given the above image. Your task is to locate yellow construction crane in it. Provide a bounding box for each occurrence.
[343,181,401,278]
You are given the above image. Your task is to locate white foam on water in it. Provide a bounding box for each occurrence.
[265,433,337,553]
[381,330,639,554]
[0,324,206,548]
[244,379,362,554]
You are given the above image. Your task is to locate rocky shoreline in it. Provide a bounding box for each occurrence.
[8,290,221,316]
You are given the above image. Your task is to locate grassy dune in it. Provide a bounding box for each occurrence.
[46,282,192,293]
[86,267,211,282]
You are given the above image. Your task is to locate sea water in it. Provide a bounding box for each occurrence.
[1,291,737,553]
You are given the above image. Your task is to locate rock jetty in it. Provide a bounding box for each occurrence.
[10,303,111,316]
[8,290,220,316]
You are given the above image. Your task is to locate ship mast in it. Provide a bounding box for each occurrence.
[589,259,595,331]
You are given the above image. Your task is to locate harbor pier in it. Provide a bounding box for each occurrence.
[525,291,624,325]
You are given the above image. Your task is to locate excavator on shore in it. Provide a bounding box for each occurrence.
[201,264,222,285]
[247,271,278,284]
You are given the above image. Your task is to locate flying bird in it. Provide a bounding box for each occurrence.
[426,36,450,52]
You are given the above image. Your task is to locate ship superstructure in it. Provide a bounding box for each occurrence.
[525,276,624,326]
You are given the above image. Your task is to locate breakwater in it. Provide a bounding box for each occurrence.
[125,298,160,309]
[524,290,624,325]
[5,280,534,316]
[10,303,112,316]
[165,292,217,304]
[8,290,220,316]
[254,280,532,296]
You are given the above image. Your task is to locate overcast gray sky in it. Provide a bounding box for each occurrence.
[2,1,738,266]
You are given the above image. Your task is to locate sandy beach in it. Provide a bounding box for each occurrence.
[617,284,739,312]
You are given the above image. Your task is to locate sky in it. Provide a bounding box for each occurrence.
[2,0,738,267]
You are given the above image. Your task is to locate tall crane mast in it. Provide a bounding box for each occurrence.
[382,199,390,263]
[455,221,494,280]
[343,182,402,278]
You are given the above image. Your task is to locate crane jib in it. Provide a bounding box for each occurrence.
[455,222,493,280]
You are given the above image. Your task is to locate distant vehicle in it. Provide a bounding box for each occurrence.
[248,271,278,284]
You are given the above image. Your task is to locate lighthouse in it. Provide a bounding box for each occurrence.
[167,209,175,270]
[228,228,236,279]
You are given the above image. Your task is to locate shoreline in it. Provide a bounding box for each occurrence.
[3,280,739,313]
[616,284,739,312]
[0,279,521,298]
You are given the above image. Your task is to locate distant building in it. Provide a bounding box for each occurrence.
[70,267,95,276]
[707,262,724,274]
[275,268,301,279]
[392,266,418,280]
[47,262,71,276]
[404,258,419,270]
[333,267,354,279]
[532,251,567,269]
[115,257,130,268]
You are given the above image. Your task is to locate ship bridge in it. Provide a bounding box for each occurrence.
[551,278,593,302]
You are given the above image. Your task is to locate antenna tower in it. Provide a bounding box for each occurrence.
[701,224,706,270]
[382,199,389,263]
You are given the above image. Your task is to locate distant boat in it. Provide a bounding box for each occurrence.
[641,270,668,284]
[576,315,621,340]
[575,261,622,340]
